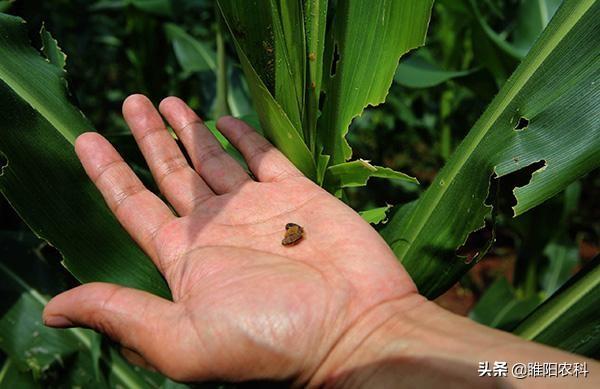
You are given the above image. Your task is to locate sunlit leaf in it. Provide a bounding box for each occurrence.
[327,159,417,188]
[304,0,328,153]
[318,0,434,164]
[382,0,600,298]
[218,0,317,179]
[514,257,600,358]
[359,205,392,225]
[0,14,170,297]
[40,25,66,73]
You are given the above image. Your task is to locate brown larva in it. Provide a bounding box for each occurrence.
[282,223,304,246]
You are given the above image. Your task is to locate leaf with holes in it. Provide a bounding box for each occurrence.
[360,205,392,225]
[382,0,600,298]
[318,0,434,165]
[326,159,418,189]
[0,14,169,297]
[217,0,317,179]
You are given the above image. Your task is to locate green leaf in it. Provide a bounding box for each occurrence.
[318,0,434,164]
[470,0,561,59]
[0,14,169,297]
[92,0,173,16]
[217,0,304,132]
[470,277,541,331]
[469,0,528,59]
[130,0,172,16]
[541,241,579,296]
[359,205,392,225]
[513,256,600,358]
[0,358,38,389]
[394,54,474,89]
[218,1,317,179]
[304,0,328,153]
[269,0,306,133]
[382,0,600,298]
[203,118,249,170]
[0,232,160,388]
[326,159,418,188]
[164,23,216,76]
[40,25,67,73]
[0,1,13,12]
[513,0,562,54]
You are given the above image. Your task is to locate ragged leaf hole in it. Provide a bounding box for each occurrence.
[455,160,546,264]
[330,43,340,76]
[456,220,494,265]
[318,90,327,111]
[0,152,7,176]
[490,160,546,214]
[514,116,529,131]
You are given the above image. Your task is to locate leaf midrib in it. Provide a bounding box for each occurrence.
[516,263,599,339]
[0,67,78,145]
[395,0,594,259]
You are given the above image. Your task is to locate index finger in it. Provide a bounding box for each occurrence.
[75,132,175,272]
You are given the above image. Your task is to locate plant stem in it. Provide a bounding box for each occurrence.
[214,6,230,119]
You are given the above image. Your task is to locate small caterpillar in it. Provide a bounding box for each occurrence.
[282,223,304,246]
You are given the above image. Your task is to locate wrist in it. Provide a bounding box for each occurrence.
[307,293,598,388]
[306,292,436,387]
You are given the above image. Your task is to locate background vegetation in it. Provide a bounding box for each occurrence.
[0,0,598,387]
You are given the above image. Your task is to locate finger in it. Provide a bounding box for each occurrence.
[43,283,188,380]
[122,95,214,215]
[216,116,303,182]
[159,97,252,194]
[75,132,173,264]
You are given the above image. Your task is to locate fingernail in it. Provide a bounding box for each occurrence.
[44,315,74,328]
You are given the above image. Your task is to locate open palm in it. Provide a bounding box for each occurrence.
[44,95,418,384]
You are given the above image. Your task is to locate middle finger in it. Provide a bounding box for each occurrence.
[159,96,252,194]
[123,95,214,216]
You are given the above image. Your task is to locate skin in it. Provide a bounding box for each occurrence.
[43,95,599,387]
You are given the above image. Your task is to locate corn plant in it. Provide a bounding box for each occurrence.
[0,0,599,386]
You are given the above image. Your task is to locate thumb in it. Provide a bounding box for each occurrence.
[43,282,186,378]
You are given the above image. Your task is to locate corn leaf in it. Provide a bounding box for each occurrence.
[394,55,474,89]
[304,0,328,154]
[0,359,37,389]
[359,205,392,225]
[513,257,600,358]
[40,25,66,73]
[382,0,600,298]
[470,277,541,331]
[164,23,216,76]
[318,0,434,164]
[0,14,169,298]
[269,0,306,133]
[218,0,317,179]
[0,231,159,388]
[327,159,417,188]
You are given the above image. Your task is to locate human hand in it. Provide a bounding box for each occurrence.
[43,94,419,384]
